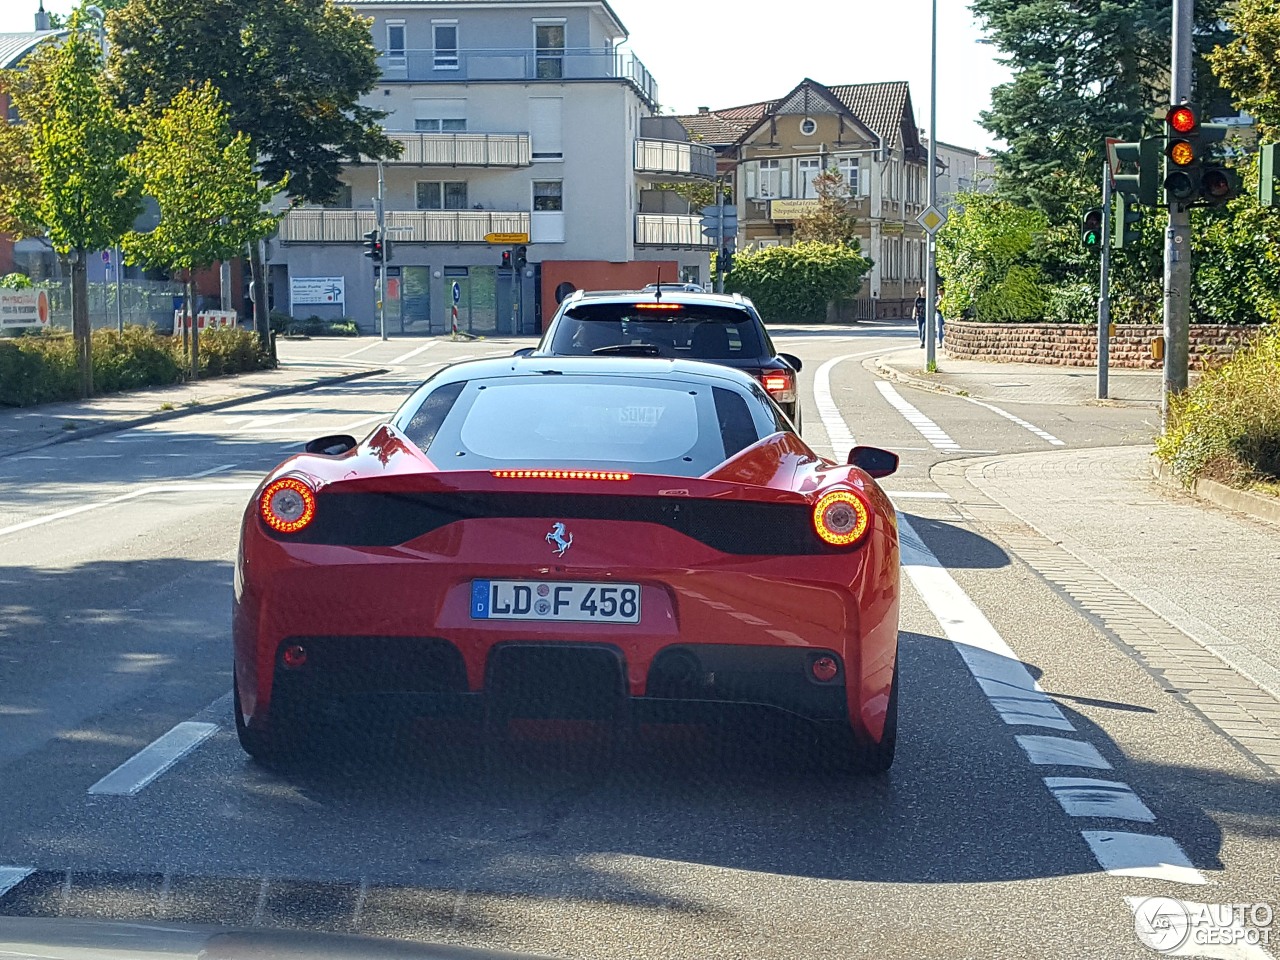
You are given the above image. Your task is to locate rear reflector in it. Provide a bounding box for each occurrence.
[282,644,308,669]
[633,303,684,311]
[492,469,632,481]
[812,490,871,546]
[811,656,839,682]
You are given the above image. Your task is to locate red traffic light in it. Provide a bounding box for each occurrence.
[1167,105,1197,134]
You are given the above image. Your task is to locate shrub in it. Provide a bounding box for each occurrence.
[91,327,184,393]
[725,242,872,323]
[0,332,78,406]
[1156,323,1280,487]
[198,326,271,377]
[0,273,33,289]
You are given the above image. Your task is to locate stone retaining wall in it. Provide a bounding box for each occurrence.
[942,321,1263,369]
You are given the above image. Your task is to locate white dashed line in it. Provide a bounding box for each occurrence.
[813,355,858,451]
[961,396,1066,446]
[0,866,34,899]
[1044,778,1156,821]
[1084,832,1206,885]
[874,381,960,451]
[388,343,435,365]
[1016,735,1113,769]
[335,414,388,433]
[339,341,387,360]
[87,721,219,796]
[0,481,258,539]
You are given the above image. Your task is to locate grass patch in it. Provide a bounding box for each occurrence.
[1155,323,1280,492]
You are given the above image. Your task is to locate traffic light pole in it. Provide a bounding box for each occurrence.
[377,161,387,341]
[1163,0,1194,423]
[1098,163,1112,400]
[924,0,939,371]
[715,179,725,294]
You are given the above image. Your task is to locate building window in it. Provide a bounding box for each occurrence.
[433,22,458,70]
[799,117,817,136]
[529,97,563,160]
[535,22,565,80]
[533,180,563,211]
[414,98,466,132]
[416,117,467,132]
[837,157,860,196]
[417,181,468,210]
[758,159,781,199]
[799,157,822,199]
[386,20,405,63]
[323,183,353,209]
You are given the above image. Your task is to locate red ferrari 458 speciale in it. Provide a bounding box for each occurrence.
[233,356,901,771]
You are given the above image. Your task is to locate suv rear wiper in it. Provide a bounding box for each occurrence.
[591,343,663,356]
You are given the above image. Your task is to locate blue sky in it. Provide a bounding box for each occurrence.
[2,0,1009,151]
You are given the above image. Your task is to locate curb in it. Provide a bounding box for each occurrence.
[871,356,1157,408]
[871,356,969,399]
[1150,456,1280,528]
[0,368,387,461]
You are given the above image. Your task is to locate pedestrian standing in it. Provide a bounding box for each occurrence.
[912,287,927,348]
[935,290,945,346]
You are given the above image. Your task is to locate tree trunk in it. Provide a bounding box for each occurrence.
[189,271,199,380]
[71,251,92,398]
[249,240,268,346]
[181,270,190,365]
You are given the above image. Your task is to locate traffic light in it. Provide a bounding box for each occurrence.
[1112,192,1142,248]
[363,229,382,262]
[1163,104,1237,207]
[1259,143,1279,208]
[719,246,734,273]
[1111,137,1161,207]
[501,250,512,268]
[513,245,527,270]
[1081,208,1103,249]
[382,237,393,263]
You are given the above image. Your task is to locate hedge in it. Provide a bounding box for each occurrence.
[0,326,271,407]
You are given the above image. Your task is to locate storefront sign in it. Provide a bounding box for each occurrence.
[290,276,345,305]
[0,288,51,328]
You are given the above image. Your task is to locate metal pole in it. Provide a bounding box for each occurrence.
[114,245,123,332]
[924,0,938,369]
[1163,0,1194,425]
[1098,163,1111,399]
[377,161,387,341]
[715,178,725,294]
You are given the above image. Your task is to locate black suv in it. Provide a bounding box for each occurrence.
[522,290,804,428]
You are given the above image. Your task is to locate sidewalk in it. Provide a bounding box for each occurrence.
[0,358,383,458]
[876,349,1164,406]
[937,444,1280,773]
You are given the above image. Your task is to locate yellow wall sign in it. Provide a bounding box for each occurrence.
[484,232,530,244]
[769,199,820,221]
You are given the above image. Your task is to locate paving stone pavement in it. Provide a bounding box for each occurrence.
[934,445,1280,777]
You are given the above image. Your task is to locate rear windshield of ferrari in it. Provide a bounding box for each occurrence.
[548,302,765,360]
[398,375,770,476]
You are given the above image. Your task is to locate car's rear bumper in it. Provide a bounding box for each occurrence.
[234,516,899,742]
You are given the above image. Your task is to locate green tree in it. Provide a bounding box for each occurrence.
[793,169,860,245]
[47,0,130,29]
[122,83,284,377]
[0,14,140,397]
[108,0,398,339]
[974,0,1230,218]
[935,193,1049,321]
[725,242,871,323]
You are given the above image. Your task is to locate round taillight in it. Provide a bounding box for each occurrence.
[812,490,870,546]
[282,644,307,669]
[811,656,839,682]
[260,477,317,534]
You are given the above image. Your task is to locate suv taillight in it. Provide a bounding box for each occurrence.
[758,370,797,404]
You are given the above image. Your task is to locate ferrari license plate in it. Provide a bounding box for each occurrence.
[471,580,641,624]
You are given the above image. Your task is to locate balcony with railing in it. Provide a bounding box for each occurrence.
[634,139,716,181]
[377,47,658,107]
[280,208,530,244]
[635,214,715,248]
[365,132,531,167]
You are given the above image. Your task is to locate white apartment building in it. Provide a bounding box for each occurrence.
[271,0,715,334]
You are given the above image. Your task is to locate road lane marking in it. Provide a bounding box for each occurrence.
[185,463,235,479]
[0,866,34,899]
[1083,832,1206,885]
[1015,735,1113,768]
[87,721,219,796]
[814,355,859,451]
[1044,778,1156,821]
[875,381,960,451]
[962,396,1066,446]
[335,414,387,433]
[339,341,387,360]
[899,517,1074,730]
[0,481,258,539]
[389,343,435,365]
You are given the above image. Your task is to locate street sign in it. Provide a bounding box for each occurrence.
[917,205,947,235]
[485,232,530,244]
[699,205,738,224]
[452,282,461,304]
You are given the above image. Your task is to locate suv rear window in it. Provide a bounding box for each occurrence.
[549,302,764,360]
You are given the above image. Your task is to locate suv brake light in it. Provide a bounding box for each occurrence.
[758,370,797,404]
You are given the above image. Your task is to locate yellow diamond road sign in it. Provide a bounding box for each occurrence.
[917,206,947,235]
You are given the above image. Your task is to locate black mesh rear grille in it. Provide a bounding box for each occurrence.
[274,491,841,555]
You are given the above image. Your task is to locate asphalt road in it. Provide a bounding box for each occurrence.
[0,324,1275,960]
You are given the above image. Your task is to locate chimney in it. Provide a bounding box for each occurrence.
[35,0,51,30]
[698,106,710,114]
